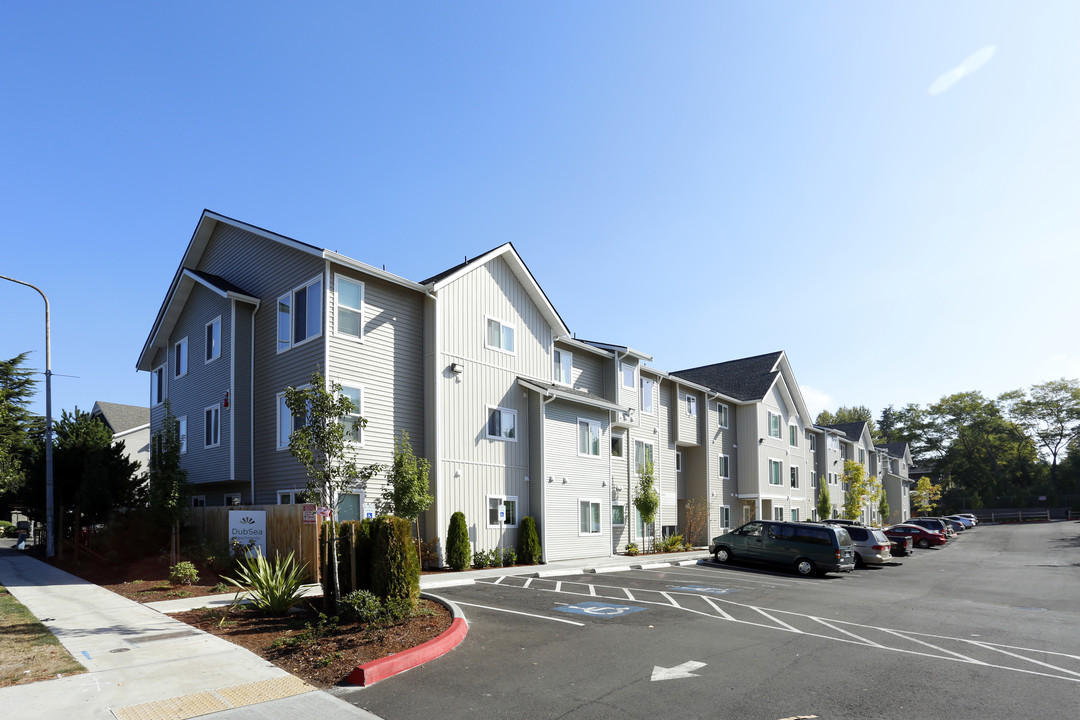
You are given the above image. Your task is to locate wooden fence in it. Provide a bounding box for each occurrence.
[186,505,323,583]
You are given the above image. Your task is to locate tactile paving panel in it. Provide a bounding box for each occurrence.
[216,675,313,706]
[112,675,313,720]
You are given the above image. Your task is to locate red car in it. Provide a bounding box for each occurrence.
[885,523,947,549]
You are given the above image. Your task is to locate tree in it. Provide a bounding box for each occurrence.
[285,371,383,612]
[52,407,143,525]
[148,401,189,563]
[999,379,1080,487]
[912,476,941,515]
[0,352,36,497]
[633,459,659,551]
[815,482,831,520]
[841,459,870,521]
[377,431,433,564]
[877,489,890,526]
[816,405,880,443]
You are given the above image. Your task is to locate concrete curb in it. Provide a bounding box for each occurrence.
[346,592,468,687]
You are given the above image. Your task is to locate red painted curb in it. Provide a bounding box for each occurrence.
[348,616,468,686]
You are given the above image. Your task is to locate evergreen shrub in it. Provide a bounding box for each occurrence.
[446,511,471,571]
[517,515,542,564]
[369,515,419,603]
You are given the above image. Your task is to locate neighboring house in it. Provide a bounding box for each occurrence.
[879,441,914,525]
[90,401,150,473]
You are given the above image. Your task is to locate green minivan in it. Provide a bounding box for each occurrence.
[709,521,855,576]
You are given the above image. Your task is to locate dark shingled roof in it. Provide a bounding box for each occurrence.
[420,243,507,285]
[879,441,909,457]
[820,421,868,443]
[670,352,784,402]
[91,401,149,435]
[187,269,256,298]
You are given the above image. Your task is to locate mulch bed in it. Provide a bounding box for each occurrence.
[44,553,233,604]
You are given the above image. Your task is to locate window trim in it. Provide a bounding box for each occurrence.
[152,364,166,407]
[768,458,783,486]
[718,454,730,479]
[621,362,635,389]
[578,498,602,536]
[204,404,221,449]
[486,405,518,443]
[484,315,516,355]
[334,273,365,342]
[554,348,573,386]
[486,494,518,528]
[768,411,782,439]
[611,436,623,458]
[635,440,655,477]
[205,316,221,363]
[774,506,785,522]
[717,402,729,429]
[675,452,683,473]
[790,508,800,522]
[174,337,188,379]
[278,491,298,504]
[640,377,654,415]
[788,424,798,447]
[790,465,799,488]
[719,505,731,530]
[612,503,626,526]
[277,275,323,353]
[577,417,601,458]
[276,388,310,451]
[685,395,697,417]
[178,415,187,455]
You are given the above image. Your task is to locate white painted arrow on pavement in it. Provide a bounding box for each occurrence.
[651,660,706,681]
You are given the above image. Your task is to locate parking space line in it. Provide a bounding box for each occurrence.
[491,576,506,585]
[555,581,562,593]
[453,601,586,626]
[751,607,802,633]
[703,597,735,621]
[589,585,596,597]
[877,628,984,663]
[967,641,1080,678]
[659,591,681,608]
[812,618,885,647]
[648,566,801,588]
[522,577,533,588]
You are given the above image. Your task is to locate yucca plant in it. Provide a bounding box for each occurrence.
[224,548,308,616]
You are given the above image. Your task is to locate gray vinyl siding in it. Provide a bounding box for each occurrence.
[673,385,703,447]
[657,378,677,528]
[556,341,605,395]
[541,400,609,561]
[610,427,631,552]
[231,301,254,490]
[527,392,544,552]
[149,346,168,441]
[327,268,425,507]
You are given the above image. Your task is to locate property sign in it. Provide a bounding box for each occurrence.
[302,503,316,525]
[498,504,506,522]
[229,510,267,557]
[363,504,376,520]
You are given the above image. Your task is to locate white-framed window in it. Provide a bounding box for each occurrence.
[621,362,635,389]
[152,364,166,406]
[808,433,817,452]
[486,406,517,442]
[811,508,819,522]
[718,454,730,479]
[206,316,221,362]
[635,440,654,476]
[334,274,364,341]
[579,499,602,535]
[578,418,601,457]
[717,403,729,428]
[675,452,683,472]
[768,411,781,438]
[277,391,308,450]
[554,349,572,385]
[611,436,623,457]
[612,504,626,526]
[174,337,188,378]
[487,495,518,527]
[485,316,515,354]
[840,444,848,460]
[224,493,242,506]
[789,424,798,447]
[338,384,364,444]
[829,436,839,451]
[640,378,654,414]
[191,495,206,508]
[769,459,783,485]
[277,275,323,352]
[859,448,866,464]
[790,466,799,488]
[686,395,697,417]
[810,470,817,488]
[774,506,785,521]
[719,505,731,530]
[790,508,799,522]
[204,404,220,448]
[278,491,298,504]
[178,415,187,455]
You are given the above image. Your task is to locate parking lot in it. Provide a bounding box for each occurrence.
[334,522,1080,720]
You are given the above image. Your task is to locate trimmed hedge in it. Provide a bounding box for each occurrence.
[446,511,471,571]
[517,515,542,564]
[369,515,420,602]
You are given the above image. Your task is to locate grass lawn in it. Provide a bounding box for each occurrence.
[0,584,85,687]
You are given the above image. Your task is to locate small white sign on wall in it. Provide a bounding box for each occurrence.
[229,510,267,558]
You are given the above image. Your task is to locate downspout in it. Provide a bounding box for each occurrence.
[230,299,236,482]
[540,389,557,563]
[613,351,630,550]
[249,299,261,504]
[426,288,442,557]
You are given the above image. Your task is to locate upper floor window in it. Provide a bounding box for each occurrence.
[718,454,730,478]
[768,411,781,438]
[339,385,364,444]
[206,317,221,362]
[769,459,783,485]
[174,338,188,378]
[810,470,817,488]
[621,363,635,389]
[635,440,654,476]
[335,275,364,341]
[611,436,623,457]
[152,365,166,406]
[204,404,220,448]
[858,448,866,464]
[178,415,187,455]
[640,378,654,415]
[717,403,729,428]
[554,349,572,385]
[790,466,799,488]
[840,444,848,460]
[789,424,798,447]
[485,317,515,354]
[278,276,322,352]
[686,395,697,417]
[276,391,308,450]
[578,419,600,457]
[675,452,683,472]
[808,433,817,451]
[487,406,517,441]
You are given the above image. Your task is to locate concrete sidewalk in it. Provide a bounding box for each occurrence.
[0,542,378,720]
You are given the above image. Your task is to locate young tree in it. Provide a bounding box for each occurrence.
[148,401,189,563]
[633,459,659,551]
[815,482,831,520]
[0,352,36,495]
[911,476,941,516]
[377,431,433,564]
[877,490,891,526]
[285,371,383,612]
[842,459,869,521]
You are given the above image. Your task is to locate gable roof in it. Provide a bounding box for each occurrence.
[879,441,909,457]
[90,401,149,435]
[671,351,784,402]
[578,341,653,362]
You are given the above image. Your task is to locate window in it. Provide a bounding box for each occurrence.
[717,403,729,428]
[224,493,242,506]
[612,504,625,526]
[675,452,683,472]
[335,275,364,340]
[277,276,322,352]
[178,415,187,455]
[277,392,307,450]
[191,496,206,508]
[769,459,783,485]
[811,509,818,522]
[278,491,297,504]
[554,349,572,385]
[621,363,634,389]
[485,317,515,353]
[174,337,188,378]
[579,500,601,534]
[204,405,220,448]
[774,506,785,521]
[487,496,517,527]
[611,436,623,457]
[808,433,817,452]
[840,444,848,460]
[718,454,730,479]
[719,505,731,530]
[858,448,865,464]
[640,378,654,414]
[790,508,800,522]
[790,466,799,488]
[635,440,654,476]
[206,317,221,362]
[152,365,165,406]
[686,395,697,416]
[810,470,817,488]
[339,385,364,444]
[789,424,798,447]
[768,411,781,438]
[487,406,517,441]
[578,419,601,457]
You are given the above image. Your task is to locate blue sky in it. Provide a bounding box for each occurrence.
[3,2,1078,424]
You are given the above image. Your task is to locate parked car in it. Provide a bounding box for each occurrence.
[886,533,914,557]
[820,518,863,526]
[945,514,976,529]
[885,523,947,549]
[825,523,893,567]
[907,517,955,538]
[710,521,855,576]
[956,513,979,525]
[941,517,966,532]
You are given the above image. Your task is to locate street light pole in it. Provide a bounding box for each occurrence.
[0,275,54,557]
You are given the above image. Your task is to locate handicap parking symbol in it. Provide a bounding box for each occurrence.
[669,585,735,595]
[556,601,645,618]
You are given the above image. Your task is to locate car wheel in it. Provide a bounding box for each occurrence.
[916,538,930,549]
[854,553,865,568]
[794,558,816,577]
[713,547,731,564]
